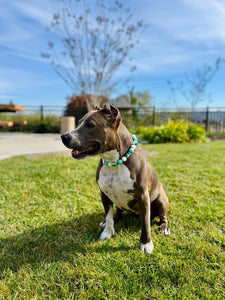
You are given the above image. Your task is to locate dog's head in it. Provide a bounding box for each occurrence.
[61,105,122,159]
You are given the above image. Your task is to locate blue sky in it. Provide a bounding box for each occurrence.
[1,0,225,108]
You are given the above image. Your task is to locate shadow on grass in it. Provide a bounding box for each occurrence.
[0,212,142,273]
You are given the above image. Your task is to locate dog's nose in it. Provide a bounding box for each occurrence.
[61,133,71,146]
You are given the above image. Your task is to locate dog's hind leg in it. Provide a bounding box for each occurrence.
[114,207,123,223]
[152,185,170,235]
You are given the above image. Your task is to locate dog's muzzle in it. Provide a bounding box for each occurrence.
[61,132,72,148]
[61,132,101,159]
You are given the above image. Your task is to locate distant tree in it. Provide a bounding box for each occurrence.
[167,57,225,109]
[41,0,144,111]
[64,94,108,124]
[129,87,153,121]
[129,87,153,110]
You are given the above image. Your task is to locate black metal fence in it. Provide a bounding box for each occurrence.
[24,105,65,120]
[138,107,225,132]
[5,105,225,133]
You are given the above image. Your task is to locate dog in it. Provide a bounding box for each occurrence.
[61,105,170,254]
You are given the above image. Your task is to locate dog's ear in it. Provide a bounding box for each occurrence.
[102,105,121,126]
[109,105,119,120]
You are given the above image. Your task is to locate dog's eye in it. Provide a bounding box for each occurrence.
[86,122,95,129]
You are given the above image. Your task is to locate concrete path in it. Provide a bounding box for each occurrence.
[0,133,69,160]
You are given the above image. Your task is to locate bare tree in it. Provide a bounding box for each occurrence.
[167,57,225,109]
[41,0,144,110]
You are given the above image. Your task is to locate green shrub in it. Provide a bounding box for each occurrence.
[136,120,207,143]
[0,113,60,133]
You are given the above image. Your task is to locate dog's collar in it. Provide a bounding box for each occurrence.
[102,133,138,167]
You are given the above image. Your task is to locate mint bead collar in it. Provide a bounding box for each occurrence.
[103,133,138,167]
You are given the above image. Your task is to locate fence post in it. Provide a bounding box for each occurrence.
[40,105,44,122]
[61,116,75,134]
[152,106,156,126]
[205,106,209,131]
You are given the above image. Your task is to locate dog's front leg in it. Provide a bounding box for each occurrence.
[138,191,154,254]
[99,207,122,228]
[99,192,115,240]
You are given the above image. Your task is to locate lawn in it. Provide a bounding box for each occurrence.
[0,142,224,299]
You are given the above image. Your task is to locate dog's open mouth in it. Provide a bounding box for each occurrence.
[71,143,100,159]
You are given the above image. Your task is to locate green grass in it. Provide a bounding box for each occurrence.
[0,142,224,299]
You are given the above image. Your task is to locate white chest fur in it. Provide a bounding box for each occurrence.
[97,150,135,211]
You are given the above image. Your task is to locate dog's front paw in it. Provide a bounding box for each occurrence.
[99,228,115,240]
[141,240,154,254]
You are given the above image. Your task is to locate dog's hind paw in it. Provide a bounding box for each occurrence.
[99,220,106,228]
[160,224,170,235]
[141,240,154,254]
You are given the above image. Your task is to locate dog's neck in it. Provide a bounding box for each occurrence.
[101,149,120,163]
[101,123,133,164]
[117,123,133,156]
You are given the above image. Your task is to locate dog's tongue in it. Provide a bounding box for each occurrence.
[71,145,97,159]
